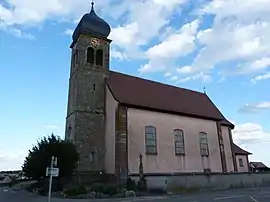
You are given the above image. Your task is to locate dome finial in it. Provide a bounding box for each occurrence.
[91,1,94,11]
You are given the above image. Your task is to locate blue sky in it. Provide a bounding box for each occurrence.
[0,0,270,171]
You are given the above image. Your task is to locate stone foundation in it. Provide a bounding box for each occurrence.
[72,172,117,185]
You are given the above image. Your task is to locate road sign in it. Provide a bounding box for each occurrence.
[46,167,59,177]
[53,157,57,167]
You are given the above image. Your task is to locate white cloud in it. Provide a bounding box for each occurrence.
[232,122,270,166]
[170,76,178,81]
[233,122,270,145]
[0,0,115,38]
[194,22,270,72]
[110,23,140,47]
[1,0,270,82]
[139,20,200,73]
[238,101,270,113]
[0,0,88,38]
[109,0,188,60]
[0,23,35,39]
[252,72,270,83]
[246,57,270,72]
[133,0,270,82]
[177,65,193,74]
[0,150,27,171]
[111,49,126,60]
[220,56,270,76]
[164,72,172,77]
[178,72,212,83]
[174,0,270,80]
[0,0,88,26]
[233,122,270,144]
[63,28,73,36]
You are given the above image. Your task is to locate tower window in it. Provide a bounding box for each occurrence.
[87,47,94,64]
[75,49,78,64]
[72,53,76,68]
[96,49,103,66]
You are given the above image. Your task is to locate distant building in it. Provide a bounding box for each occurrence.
[232,143,252,172]
[250,162,269,172]
[0,170,25,182]
[0,176,12,184]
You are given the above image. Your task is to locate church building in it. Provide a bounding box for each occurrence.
[65,2,250,182]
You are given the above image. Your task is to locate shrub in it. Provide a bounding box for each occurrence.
[63,185,87,196]
[90,182,106,193]
[126,178,137,191]
[103,184,119,195]
[27,179,63,195]
[89,182,124,196]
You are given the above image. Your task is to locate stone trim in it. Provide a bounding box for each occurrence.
[246,155,251,172]
[217,122,227,172]
[228,128,238,172]
[115,104,128,183]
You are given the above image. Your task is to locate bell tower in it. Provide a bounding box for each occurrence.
[65,1,111,173]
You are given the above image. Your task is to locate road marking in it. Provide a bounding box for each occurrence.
[249,196,259,202]
[259,192,270,195]
[214,195,246,200]
[132,196,169,201]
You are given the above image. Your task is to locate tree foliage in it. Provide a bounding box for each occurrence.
[22,134,79,180]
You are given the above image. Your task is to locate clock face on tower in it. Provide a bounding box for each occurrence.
[91,38,100,47]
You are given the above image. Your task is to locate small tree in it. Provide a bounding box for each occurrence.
[22,134,79,181]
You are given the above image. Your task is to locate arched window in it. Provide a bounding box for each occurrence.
[72,53,76,69]
[174,129,185,155]
[87,47,94,64]
[199,132,209,156]
[75,49,78,64]
[145,125,157,155]
[96,49,103,66]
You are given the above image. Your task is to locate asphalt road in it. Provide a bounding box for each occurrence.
[1,186,270,202]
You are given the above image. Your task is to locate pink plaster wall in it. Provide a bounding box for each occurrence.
[236,155,249,172]
[221,126,235,172]
[105,86,118,174]
[127,108,225,174]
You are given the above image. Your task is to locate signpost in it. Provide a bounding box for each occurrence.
[46,156,59,202]
[46,167,59,177]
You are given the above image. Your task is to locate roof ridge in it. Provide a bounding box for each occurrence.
[109,70,206,95]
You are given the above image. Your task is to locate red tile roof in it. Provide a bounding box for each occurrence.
[107,71,234,127]
[232,143,252,155]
